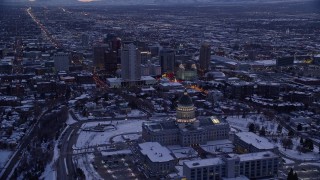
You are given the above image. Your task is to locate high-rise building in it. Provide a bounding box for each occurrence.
[121,43,141,80]
[140,51,151,64]
[160,49,175,74]
[199,43,211,72]
[93,44,108,70]
[105,51,118,75]
[53,52,69,72]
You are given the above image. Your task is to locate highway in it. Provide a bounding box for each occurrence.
[26,7,60,48]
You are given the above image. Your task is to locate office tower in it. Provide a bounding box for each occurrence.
[121,43,141,80]
[111,37,121,52]
[93,44,108,70]
[53,52,70,72]
[105,51,118,75]
[199,43,211,72]
[160,49,175,74]
[140,51,151,64]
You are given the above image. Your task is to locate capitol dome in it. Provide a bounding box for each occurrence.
[176,90,196,124]
[178,90,193,107]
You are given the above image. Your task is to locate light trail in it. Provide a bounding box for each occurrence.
[26,7,60,48]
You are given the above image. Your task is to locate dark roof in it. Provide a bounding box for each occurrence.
[178,90,193,106]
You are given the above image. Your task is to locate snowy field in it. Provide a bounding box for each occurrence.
[75,120,145,148]
[0,150,13,169]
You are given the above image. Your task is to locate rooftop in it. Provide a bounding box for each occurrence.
[236,132,276,150]
[184,157,225,169]
[229,151,278,161]
[139,142,174,163]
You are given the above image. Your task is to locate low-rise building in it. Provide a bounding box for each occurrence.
[234,132,277,153]
[138,142,176,178]
[183,151,279,180]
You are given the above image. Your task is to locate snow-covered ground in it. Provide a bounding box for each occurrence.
[40,139,61,180]
[115,109,146,118]
[277,137,320,161]
[66,113,77,125]
[39,162,56,180]
[75,120,145,148]
[282,157,295,165]
[0,150,13,169]
[226,115,286,134]
[74,153,102,180]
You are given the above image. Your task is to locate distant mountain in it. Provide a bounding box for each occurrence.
[1,0,315,6]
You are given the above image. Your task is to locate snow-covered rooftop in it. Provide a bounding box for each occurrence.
[184,157,225,169]
[139,142,174,162]
[230,151,278,162]
[101,149,132,156]
[236,132,276,150]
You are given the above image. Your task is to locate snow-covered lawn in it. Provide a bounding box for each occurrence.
[115,109,146,118]
[75,120,145,148]
[226,115,287,134]
[276,137,320,161]
[0,150,13,169]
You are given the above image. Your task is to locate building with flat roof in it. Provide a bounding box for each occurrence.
[183,151,279,180]
[106,76,156,88]
[138,142,176,178]
[234,132,277,153]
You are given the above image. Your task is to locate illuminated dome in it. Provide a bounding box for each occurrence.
[178,90,193,106]
[176,90,196,124]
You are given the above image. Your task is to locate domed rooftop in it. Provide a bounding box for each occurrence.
[178,90,193,106]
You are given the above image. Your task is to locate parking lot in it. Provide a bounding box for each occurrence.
[93,153,145,179]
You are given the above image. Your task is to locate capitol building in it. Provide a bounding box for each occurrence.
[142,90,230,146]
